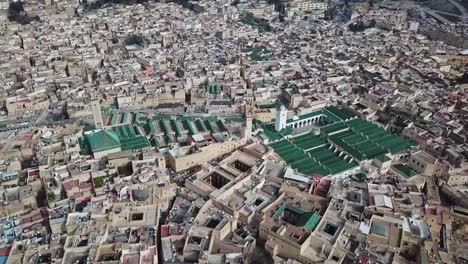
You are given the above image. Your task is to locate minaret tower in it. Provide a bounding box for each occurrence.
[275,103,287,132]
[91,99,104,129]
[244,103,253,141]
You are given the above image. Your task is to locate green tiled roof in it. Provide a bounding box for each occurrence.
[160,114,172,120]
[265,108,413,176]
[215,120,226,132]
[320,122,349,135]
[133,113,147,125]
[151,115,162,121]
[324,118,414,161]
[269,133,357,176]
[144,121,156,134]
[83,125,96,132]
[204,116,217,122]
[274,204,321,232]
[324,106,355,120]
[178,116,194,121]
[120,136,149,150]
[375,154,391,162]
[79,136,92,156]
[388,142,413,154]
[253,119,262,130]
[200,83,223,94]
[304,212,321,232]
[110,124,150,151]
[88,130,120,152]
[224,117,245,123]
[172,119,182,137]
[393,164,418,178]
[112,124,134,138]
[287,109,328,123]
[184,119,196,135]
[132,113,139,125]
[279,126,293,137]
[121,112,129,124]
[160,120,170,135]
[292,134,327,150]
[270,140,290,149]
[104,107,114,115]
[261,124,282,142]
[204,120,217,133]
[195,119,206,133]
[108,113,118,126]
[165,135,173,144]
[150,136,160,147]
[133,126,141,135]
[274,203,304,218]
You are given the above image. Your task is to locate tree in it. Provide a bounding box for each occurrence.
[47,192,56,202]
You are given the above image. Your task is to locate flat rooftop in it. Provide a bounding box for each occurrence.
[412,150,436,164]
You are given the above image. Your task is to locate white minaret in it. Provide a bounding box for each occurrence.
[275,103,287,132]
[91,99,104,129]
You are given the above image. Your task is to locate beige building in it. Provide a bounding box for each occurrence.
[259,185,328,264]
[254,108,276,123]
[373,154,392,174]
[447,174,468,186]
[185,150,260,199]
[406,150,447,177]
[167,140,242,172]
[367,215,403,249]
[0,185,38,217]
[111,204,159,228]
[5,94,50,117]
[445,163,468,186]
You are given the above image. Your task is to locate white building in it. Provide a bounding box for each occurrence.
[295,1,328,12]
[275,104,288,132]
